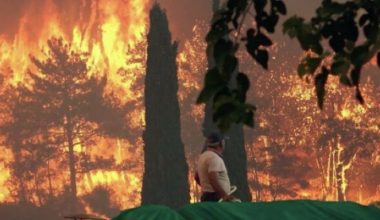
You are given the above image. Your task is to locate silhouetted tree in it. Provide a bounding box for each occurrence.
[0,38,127,209]
[0,86,64,204]
[141,4,189,208]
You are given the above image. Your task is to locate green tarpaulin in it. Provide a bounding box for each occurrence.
[112,200,380,220]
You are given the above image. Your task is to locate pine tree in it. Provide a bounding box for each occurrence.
[201,0,252,201]
[1,38,127,209]
[141,4,189,208]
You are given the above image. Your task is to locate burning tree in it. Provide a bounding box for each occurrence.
[318,116,380,201]
[245,55,318,201]
[251,142,311,200]
[141,4,190,208]
[0,38,127,209]
[238,37,380,202]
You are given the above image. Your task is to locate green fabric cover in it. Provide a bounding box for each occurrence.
[112,205,185,220]
[113,200,380,220]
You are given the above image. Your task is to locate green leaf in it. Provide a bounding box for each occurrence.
[205,68,224,86]
[363,24,378,41]
[329,35,345,52]
[214,39,234,58]
[297,56,322,77]
[214,39,235,70]
[213,87,233,108]
[246,34,269,69]
[331,60,350,76]
[213,102,238,131]
[298,32,323,55]
[197,84,225,104]
[196,68,225,104]
[283,16,304,37]
[243,110,254,127]
[222,55,238,79]
[316,2,346,18]
[254,0,268,13]
[255,49,269,69]
[351,46,371,66]
[272,0,287,15]
[343,20,359,42]
[314,67,329,109]
[297,63,307,78]
[261,14,279,33]
[236,72,250,92]
[206,24,230,43]
[236,72,250,102]
[339,74,352,86]
[227,0,239,10]
[256,33,273,46]
[246,28,256,38]
[213,103,236,121]
[197,87,216,104]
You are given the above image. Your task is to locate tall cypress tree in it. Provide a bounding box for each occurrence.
[142,4,189,208]
[201,0,252,202]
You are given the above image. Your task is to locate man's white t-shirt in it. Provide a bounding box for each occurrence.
[197,150,231,194]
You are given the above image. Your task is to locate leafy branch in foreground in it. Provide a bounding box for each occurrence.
[198,0,380,131]
[284,0,380,108]
[197,0,286,131]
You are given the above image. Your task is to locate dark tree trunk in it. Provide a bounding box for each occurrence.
[47,159,54,200]
[66,122,78,207]
[225,125,251,201]
[13,150,29,203]
[142,3,189,208]
[34,174,43,206]
[18,177,28,203]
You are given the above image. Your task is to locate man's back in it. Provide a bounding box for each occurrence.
[197,150,230,194]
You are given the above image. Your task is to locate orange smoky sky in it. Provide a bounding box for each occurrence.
[0,0,321,42]
[157,0,321,40]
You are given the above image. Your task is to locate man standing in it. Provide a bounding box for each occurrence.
[196,132,235,202]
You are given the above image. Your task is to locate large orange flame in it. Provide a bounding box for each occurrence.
[0,0,149,210]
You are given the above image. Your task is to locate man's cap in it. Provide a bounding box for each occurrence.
[206,132,224,147]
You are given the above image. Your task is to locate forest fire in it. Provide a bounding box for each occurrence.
[0,0,379,219]
[0,0,150,212]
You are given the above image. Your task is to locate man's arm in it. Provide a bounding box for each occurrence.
[208,171,233,201]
